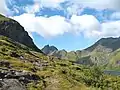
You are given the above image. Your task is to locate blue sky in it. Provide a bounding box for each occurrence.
[1,0,120,51]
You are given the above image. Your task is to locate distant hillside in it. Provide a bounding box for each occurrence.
[42,37,120,68]
[85,37,120,52]
[41,45,58,55]
[0,14,42,52]
[77,37,120,67]
[42,45,81,61]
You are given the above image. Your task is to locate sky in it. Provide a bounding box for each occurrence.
[1,0,120,51]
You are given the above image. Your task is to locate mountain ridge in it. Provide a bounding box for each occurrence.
[0,14,42,53]
[0,14,120,90]
[42,37,120,67]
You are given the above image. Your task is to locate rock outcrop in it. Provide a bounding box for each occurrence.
[0,79,26,90]
[0,68,40,90]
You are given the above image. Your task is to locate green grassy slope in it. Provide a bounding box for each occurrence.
[0,36,120,90]
[0,14,10,21]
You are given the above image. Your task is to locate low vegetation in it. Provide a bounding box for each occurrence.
[0,36,120,90]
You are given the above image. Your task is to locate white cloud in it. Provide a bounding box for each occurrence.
[68,0,120,11]
[11,13,120,39]
[31,0,120,18]
[101,21,120,37]
[70,15,101,37]
[25,3,41,14]
[0,0,8,15]
[63,0,120,16]
[12,14,71,38]
[11,14,101,38]
[33,0,120,11]
[70,15,120,38]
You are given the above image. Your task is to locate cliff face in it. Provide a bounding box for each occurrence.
[0,15,42,52]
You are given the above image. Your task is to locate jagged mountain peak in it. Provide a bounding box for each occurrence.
[41,45,58,55]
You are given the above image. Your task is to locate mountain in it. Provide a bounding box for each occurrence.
[85,37,120,52]
[77,37,120,67]
[42,45,80,61]
[0,14,42,52]
[0,14,120,90]
[0,36,120,90]
[42,37,120,67]
[41,45,58,55]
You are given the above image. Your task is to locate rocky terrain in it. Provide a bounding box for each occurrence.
[1,14,120,90]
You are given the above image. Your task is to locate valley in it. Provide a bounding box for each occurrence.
[0,14,120,90]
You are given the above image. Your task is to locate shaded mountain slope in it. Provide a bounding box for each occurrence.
[0,14,42,52]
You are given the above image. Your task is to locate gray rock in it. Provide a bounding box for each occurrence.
[0,79,26,90]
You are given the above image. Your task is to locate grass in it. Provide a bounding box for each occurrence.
[0,14,10,21]
[1,36,120,90]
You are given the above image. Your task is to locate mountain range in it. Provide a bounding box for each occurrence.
[42,37,120,69]
[0,14,120,90]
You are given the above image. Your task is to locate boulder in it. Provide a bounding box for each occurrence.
[0,79,26,90]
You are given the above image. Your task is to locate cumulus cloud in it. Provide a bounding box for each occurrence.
[12,14,101,38]
[101,21,120,37]
[70,15,120,38]
[25,3,41,14]
[11,13,120,39]
[12,14,71,38]
[8,0,120,39]
[70,15,101,37]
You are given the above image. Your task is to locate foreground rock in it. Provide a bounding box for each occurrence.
[0,68,40,90]
[0,79,26,90]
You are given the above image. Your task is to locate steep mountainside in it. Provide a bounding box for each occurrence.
[0,14,42,52]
